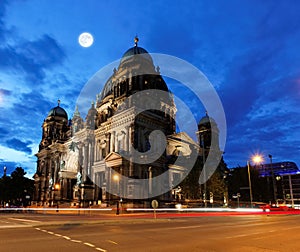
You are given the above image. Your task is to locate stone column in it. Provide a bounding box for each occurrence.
[125,126,129,151]
[81,143,87,181]
[115,132,119,153]
[78,144,83,172]
[110,131,115,152]
[99,141,102,160]
[129,125,133,177]
[88,141,92,176]
[94,140,98,161]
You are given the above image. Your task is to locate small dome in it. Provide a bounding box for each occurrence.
[198,112,216,126]
[47,106,68,120]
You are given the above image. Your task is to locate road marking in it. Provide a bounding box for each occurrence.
[282,226,300,230]
[95,247,107,252]
[107,239,118,245]
[160,224,207,230]
[84,242,95,247]
[35,228,107,252]
[71,239,82,243]
[226,234,250,239]
[9,218,41,223]
[226,229,280,239]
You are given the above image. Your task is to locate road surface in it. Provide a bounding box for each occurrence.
[0,212,300,251]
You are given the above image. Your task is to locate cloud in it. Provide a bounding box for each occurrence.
[0,126,9,138]
[0,88,11,96]
[0,0,9,40]
[224,99,300,167]
[0,144,32,163]
[18,35,66,67]
[6,138,32,154]
[0,91,52,159]
[0,35,66,83]
[17,91,53,116]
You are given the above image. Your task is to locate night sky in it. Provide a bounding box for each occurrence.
[0,0,299,177]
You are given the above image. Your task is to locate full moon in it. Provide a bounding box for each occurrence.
[78,32,94,47]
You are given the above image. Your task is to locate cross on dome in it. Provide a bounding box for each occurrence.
[134,36,139,46]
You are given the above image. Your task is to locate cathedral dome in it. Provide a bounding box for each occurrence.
[120,36,153,64]
[120,46,153,64]
[99,37,168,101]
[47,101,68,120]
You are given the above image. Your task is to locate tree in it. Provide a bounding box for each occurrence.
[179,155,229,203]
[180,157,202,200]
[0,175,12,206]
[0,167,34,207]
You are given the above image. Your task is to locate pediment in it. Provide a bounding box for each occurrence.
[105,152,122,161]
[105,152,123,167]
[168,132,197,146]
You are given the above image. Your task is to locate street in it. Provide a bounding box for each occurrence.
[0,213,300,251]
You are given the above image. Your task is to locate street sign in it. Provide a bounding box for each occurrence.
[232,193,241,199]
[151,200,158,219]
[210,192,213,203]
[151,200,158,209]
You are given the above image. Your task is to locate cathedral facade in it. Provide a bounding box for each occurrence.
[33,38,220,207]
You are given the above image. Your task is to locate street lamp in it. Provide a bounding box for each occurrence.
[252,155,263,164]
[53,183,60,212]
[247,154,263,208]
[113,174,120,215]
[54,183,60,190]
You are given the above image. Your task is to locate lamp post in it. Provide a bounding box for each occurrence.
[148,166,152,198]
[247,160,253,208]
[246,154,263,208]
[113,174,120,215]
[251,154,264,206]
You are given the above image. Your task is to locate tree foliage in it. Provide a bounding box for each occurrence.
[179,156,228,202]
[0,167,34,207]
[179,157,202,199]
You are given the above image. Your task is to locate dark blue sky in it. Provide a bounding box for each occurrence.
[0,0,299,177]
